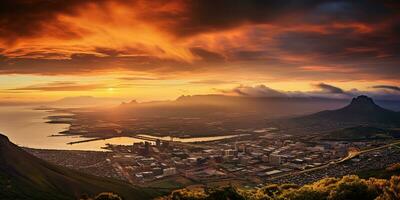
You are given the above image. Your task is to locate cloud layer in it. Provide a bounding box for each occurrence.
[0,0,399,84]
[223,83,400,100]
[9,81,104,91]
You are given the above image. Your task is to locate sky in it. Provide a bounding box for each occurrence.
[0,0,399,102]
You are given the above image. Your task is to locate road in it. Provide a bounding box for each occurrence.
[268,140,400,181]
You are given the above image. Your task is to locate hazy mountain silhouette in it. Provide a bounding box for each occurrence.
[119,94,349,118]
[302,95,400,124]
[0,134,157,200]
[50,96,124,107]
[120,95,400,117]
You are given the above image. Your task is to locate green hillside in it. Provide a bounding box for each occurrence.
[323,125,400,141]
[0,134,159,200]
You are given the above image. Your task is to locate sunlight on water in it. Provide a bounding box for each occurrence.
[0,106,240,151]
[137,134,244,142]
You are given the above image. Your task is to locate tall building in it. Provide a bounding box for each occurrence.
[155,139,161,147]
[144,141,151,155]
[269,154,282,166]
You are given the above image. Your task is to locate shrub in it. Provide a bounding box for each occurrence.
[163,175,400,200]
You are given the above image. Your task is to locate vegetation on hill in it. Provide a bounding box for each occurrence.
[162,175,400,200]
[324,126,400,141]
[0,134,159,200]
[358,163,400,179]
[79,192,123,200]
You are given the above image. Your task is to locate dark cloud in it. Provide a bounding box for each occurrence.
[0,53,190,75]
[276,29,398,60]
[222,84,349,99]
[175,0,308,35]
[228,85,287,97]
[273,20,400,80]
[219,84,400,101]
[0,0,96,42]
[2,0,398,39]
[315,83,345,94]
[0,0,398,81]
[174,0,399,36]
[372,85,400,92]
[309,1,393,24]
[94,47,146,57]
[230,50,270,61]
[190,48,225,62]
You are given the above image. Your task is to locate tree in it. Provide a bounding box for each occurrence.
[206,187,245,200]
[94,192,122,200]
[378,176,400,200]
[280,188,327,200]
[327,176,379,200]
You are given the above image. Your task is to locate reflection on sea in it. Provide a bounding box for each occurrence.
[0,106,243,151]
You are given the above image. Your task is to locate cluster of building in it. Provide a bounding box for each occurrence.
[106,132,378,184]
[28,130,398,187]
[270,146,400,185]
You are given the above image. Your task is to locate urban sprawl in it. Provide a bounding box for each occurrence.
[26,128,400,188]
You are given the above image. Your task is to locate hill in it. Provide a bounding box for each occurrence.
[0,134,158,200]
[50,96,124,107]
[299,95,400,126]
[324,125,400,141]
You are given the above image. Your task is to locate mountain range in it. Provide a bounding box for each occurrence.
[119,95,400,118]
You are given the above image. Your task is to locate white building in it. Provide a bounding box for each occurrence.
[224,149,236,157]
[163,167,177,176]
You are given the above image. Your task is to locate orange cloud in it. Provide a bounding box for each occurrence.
[9,81,104,91]
[0,0,398,84]
[299,66,357,73]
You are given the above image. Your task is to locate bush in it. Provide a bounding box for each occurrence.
[163,175,400,200]
[171,188,208,200]
[328,176,378,200]
[386,163,400,172]
[78,192,122,200]
[281,188,327,200]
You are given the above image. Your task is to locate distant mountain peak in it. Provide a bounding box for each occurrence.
[350,95,376,106]
[0,133,10,144]
[345,95,383,112]
[301,95,399,124]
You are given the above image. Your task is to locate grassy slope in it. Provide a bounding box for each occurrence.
[0,135,160,200]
